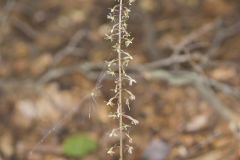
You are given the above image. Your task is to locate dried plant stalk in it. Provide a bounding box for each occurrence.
[105,0,137,159]
[118,0,124,158]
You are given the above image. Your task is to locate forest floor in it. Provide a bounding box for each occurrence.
[0,0,240,160]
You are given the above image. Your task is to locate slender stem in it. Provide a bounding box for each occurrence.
[118,0,123,159]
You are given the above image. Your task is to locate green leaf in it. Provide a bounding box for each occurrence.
[63,134,97,158]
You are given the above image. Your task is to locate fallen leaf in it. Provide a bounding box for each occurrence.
[185,114,209,133]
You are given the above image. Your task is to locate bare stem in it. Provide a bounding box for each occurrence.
[118,0,123,159]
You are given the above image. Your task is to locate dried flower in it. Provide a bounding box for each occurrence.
[105,0,137,159]
[107,147,115,156]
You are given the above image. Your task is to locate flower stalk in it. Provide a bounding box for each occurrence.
[118,0,123,159]
[106,0,137,159]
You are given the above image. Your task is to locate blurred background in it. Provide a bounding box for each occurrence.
[0,0,240,159]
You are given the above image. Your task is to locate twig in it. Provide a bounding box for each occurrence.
[143,69,240,128]
[11,17,39,40]
[37,63,104,84]
[143,54,191,69]
[141,21,217,69]
[172,21,216,54]
[52,29,89,66]
[207,21,240,58]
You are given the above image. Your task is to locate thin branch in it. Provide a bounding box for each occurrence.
[143,69,240,128]
[52,29,89,66]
